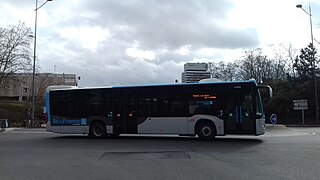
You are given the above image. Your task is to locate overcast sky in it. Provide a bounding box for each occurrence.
[1,0,320,86]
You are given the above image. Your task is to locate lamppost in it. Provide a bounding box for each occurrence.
[31,0,53,127]
[296,2,319,124]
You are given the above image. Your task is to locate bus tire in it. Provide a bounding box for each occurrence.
[197,122,216,140]
[90,122,106,138]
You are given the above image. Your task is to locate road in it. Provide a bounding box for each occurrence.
[0,126,319,180]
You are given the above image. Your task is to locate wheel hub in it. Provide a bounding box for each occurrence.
[202,127,212,136]
[94,125,103,136]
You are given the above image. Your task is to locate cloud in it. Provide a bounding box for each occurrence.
[177,45,191,56]
[125,41,156,61]
[58,26,110,51]
[0,0,262,86]
[80,0,258,50]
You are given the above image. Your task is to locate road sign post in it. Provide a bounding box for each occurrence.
[293,100,308,126]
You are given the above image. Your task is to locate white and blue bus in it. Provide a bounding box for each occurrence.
[45,79,272,140]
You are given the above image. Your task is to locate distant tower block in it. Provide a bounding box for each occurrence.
[182,63,210,83]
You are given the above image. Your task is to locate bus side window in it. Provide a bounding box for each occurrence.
[242,93,253,118]
[171,100,187,116]
[190,100,223,117]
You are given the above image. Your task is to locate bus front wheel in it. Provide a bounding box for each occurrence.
[197,122,216,140]
[90,122,106,138]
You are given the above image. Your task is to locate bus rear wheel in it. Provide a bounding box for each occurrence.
[90,122,106,138]
[197,122,216,140]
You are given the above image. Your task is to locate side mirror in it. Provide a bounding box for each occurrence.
[258,85,273,98]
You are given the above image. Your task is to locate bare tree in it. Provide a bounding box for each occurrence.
[268,44,291,80]
[283,44,298,77]
[0,22,33,89]
[237,48,273,83]
[235,47,290,83]
[209,61,239,81]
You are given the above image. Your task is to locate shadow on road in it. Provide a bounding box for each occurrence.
[50,134,263,144]
[46,135,263,154]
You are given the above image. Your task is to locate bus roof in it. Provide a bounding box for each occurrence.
[50,79,258,91]
[46,79,258,91]
[46,85,79,92]
[112,79,258,89]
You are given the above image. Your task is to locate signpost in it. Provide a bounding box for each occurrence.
[293,100,308,125]
[270,114,277,126]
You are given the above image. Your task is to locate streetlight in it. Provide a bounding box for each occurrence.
[31,0,53,127]
[296,2,319,124]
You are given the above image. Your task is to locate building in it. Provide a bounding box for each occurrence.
[0,73,77,101]
[181,63,211,83]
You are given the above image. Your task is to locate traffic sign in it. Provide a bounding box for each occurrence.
[293,100,308,110]
[270,114,277,125]
[293,100,308,125]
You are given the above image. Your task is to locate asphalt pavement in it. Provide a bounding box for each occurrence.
[0,124,315,135]
[0,125,319,180]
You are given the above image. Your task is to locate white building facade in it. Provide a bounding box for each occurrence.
[0,73,77,101]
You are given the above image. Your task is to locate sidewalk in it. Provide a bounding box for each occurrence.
[0,128,19,133]
[264,124,316,136]
[286,124,320,127]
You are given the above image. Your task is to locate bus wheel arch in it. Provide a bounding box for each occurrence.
[89,120,106,138]
[195,119,216,140]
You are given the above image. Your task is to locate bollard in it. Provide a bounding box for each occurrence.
[0,119,9,132]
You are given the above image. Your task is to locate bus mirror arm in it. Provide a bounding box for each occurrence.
[258,85,273,98]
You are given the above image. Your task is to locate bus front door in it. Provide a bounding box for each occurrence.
[224,90,254,134]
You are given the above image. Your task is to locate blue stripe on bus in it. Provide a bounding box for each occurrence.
[46,92,51,122]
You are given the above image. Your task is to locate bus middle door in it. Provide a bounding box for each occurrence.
[113,90,138,134]
[113,90,125,134]
[125,98,137,134]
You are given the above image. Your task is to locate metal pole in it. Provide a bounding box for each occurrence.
[309,3,314,45]
[297,2,319,124]
[31,0,38,127]
[308,3,319,124]
[30,0,52,127]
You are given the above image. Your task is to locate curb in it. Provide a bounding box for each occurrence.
[0,128,18,133]
[286,125,320,127]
